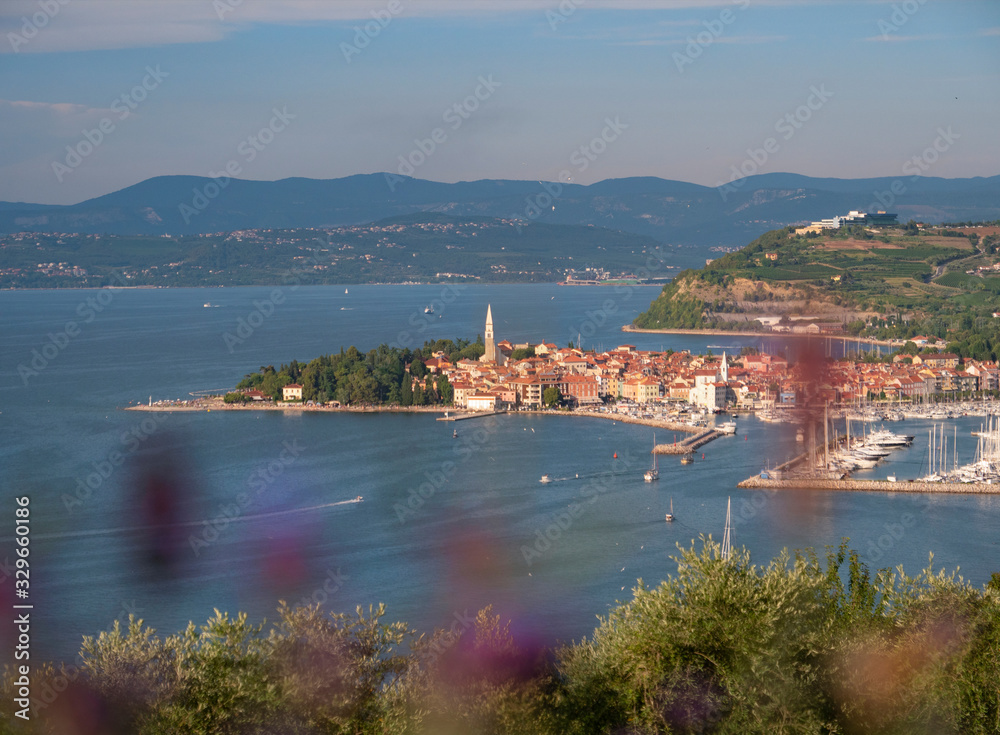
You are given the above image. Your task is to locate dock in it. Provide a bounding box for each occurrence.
[436,411,505,422]
[655,429,721,455]
[738,476,1000,495]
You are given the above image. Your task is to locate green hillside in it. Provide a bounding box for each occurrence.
[634,222,1000,360]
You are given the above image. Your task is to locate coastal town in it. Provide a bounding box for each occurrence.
[155,305,998,416]
[132,304,1000,493]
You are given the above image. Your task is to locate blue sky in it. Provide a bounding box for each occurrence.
[1,0,997,204]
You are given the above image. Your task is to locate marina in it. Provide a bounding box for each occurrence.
[741,409,1000,492]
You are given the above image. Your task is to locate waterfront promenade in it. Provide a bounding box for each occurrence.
[125,398,710,432]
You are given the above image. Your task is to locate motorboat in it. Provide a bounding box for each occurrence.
[865,429,913,447]
[540,474,552,483]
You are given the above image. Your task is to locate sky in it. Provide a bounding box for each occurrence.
[1,0,998,205]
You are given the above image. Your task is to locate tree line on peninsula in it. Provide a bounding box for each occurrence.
[225,338,496,406]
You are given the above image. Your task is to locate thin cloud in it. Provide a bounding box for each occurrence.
[864,33,956,42]
[0,98,115,119]
[0,0,915,54]
[617,33,788,46]
[2,99,94,115]
[0,98,118,167]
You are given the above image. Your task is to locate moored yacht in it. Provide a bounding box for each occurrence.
[865,428,913,447]
[645,434,659,482]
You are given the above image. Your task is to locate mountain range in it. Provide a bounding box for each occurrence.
[3,173,999,248]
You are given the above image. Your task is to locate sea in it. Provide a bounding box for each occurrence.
[2,284,999,663]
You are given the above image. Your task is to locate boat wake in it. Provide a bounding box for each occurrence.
[12,498,363,542]
[542,469,651,484]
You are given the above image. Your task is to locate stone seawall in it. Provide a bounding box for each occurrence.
[655,430,721,455]
[738,476,1000,495]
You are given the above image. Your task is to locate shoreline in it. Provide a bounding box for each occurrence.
[738,476,1000,495]
[124,401,709,434]
[125,401,457,414]
[3,281,667,292]
[620,324,897,347]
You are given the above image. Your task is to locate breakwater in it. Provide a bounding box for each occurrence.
[556,410,705,435]
[124,400,453,414]
[738,476,1000,495]
[655,429,721,455]
[436,411,504,422]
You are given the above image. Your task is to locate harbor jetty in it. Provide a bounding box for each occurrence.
[738,475,1000,495]
[655,429,721,455]
[436,411,504,422]
[552,409,709,435]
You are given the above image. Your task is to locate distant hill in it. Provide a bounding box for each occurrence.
[3,173,999,252]
[0,213,668,288]
[632,222,1000,359]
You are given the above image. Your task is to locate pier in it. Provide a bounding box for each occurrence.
[563,411,707,435]
[738,476,1000,495]
[436,411,505,422]
[655,429,721,455]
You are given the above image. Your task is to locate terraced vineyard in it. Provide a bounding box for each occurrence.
[635,223,1000,360]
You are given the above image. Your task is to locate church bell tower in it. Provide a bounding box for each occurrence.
[485,304,496,363]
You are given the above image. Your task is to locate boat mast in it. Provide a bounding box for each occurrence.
[721,497,732,561]
[928,428,933,476]
[824,402,829,471]
[940,425,945,476]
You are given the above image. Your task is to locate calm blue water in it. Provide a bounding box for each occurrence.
[1,284,998,662]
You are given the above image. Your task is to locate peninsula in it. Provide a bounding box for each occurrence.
[633,218,1000,362]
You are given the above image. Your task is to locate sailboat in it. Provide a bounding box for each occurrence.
[664,497,674,522]
[344,288,348,294]
[721,497,732,561]
[644,434,659,482]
